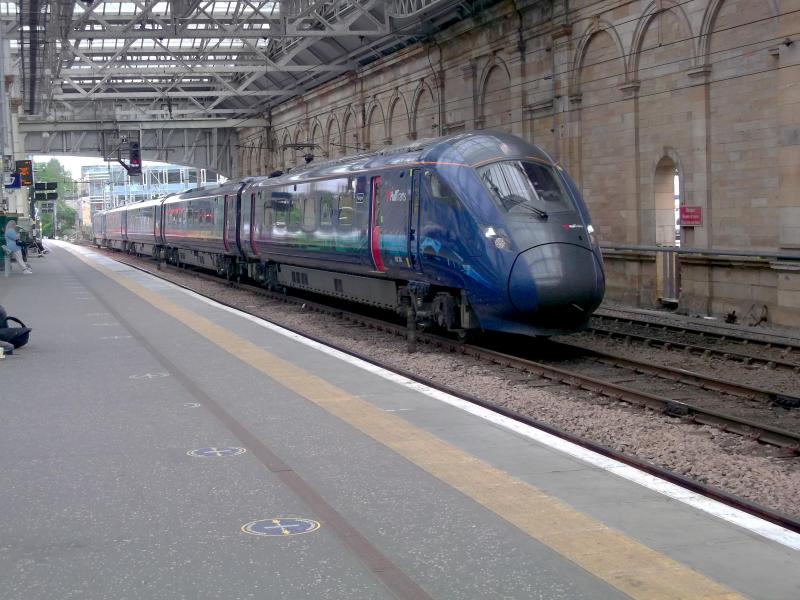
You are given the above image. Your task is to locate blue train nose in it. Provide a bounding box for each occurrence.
[508,243,604,325]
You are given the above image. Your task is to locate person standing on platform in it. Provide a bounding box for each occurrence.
[30,223,47,255]
[3,220,33,274]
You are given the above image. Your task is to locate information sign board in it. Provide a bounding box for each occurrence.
[679,206,703,227]
[15,160,33,186]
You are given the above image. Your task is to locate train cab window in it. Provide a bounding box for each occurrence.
[424,171,458,207]
[477,160,573,215]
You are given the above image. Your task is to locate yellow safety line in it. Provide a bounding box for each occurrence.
[71,248,743,600]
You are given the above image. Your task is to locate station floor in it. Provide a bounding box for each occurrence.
[1,241,799,600]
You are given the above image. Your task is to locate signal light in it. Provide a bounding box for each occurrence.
[129,141,142,175]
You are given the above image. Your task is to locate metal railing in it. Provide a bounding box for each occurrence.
[600,244,800,262]
[600,243,800,304]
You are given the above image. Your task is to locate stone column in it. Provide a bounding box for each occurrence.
[443,59,478,134]
[776,4,800,325]
[550,23,573,168]
[677,64,714,315]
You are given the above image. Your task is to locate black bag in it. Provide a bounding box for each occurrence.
[0,305,31,349]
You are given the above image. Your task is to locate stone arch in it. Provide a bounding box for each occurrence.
[629,0,696,78]
[478,55,512,132]
[411,79,439,139]
[292,125,307,166]
[650,150,683,301]
[576,24,631,244]
[365,98,386,150]
[387,91,410,144]
[249,139,259,175]
[570,19,628,96]
[280,132,291,171]
[699,0,779,64]
[310,119,324,163]
[705,0,780,250]
[324,113,340,159]
[241,143,252,176]
[642,147,684,245]
[341,107,360,156]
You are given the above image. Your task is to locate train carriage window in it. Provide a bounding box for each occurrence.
[373,178,383,226]
[338,189,354,227]
[289,197,302,231]
[273,190,290,228]
[320,193,334,226]
[424,171,459,207]
[302,193,317,232]
[355,176,366,203]
[214,196,224,225]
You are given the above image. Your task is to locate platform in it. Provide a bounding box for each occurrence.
[1,241,799,600]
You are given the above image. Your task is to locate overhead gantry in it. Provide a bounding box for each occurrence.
[3,0,479,176]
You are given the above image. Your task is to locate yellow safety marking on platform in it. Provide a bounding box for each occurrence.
[71,249,743,600]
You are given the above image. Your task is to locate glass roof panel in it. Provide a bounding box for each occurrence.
[0,2,19,15]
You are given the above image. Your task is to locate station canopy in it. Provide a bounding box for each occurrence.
[3,1,491,123]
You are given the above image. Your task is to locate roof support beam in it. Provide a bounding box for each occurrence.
[52,89,295,100]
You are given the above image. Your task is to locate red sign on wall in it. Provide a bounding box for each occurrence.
[679,205,703,227]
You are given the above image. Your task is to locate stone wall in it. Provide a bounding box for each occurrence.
[237,0,800,328]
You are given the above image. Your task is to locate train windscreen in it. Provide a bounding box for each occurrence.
[477,160,574,217]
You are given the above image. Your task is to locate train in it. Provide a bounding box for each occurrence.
[92,131,605,337]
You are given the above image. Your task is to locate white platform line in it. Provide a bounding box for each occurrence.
[64,242,800,551]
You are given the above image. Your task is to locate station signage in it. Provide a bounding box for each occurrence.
[679,206,703,227]
[15,160,33,186]
[4,172,20,189]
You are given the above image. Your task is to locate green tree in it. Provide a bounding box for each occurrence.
[40,200,77,238]
[34,158,76,197]
[34,159,78,237]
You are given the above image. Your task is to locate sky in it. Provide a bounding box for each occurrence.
[32,155,173,180]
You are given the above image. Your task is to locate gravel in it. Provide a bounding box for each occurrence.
[98,248,800,520]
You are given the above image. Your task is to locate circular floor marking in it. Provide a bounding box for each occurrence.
[129,372,169,380]
[241,518,320,537]
[187,446,246,458]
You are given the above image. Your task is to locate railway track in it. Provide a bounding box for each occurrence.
[92,246,800,534]
[99,248,800,454]
[590,314,800,372]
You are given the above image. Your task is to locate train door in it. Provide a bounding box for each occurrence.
[249,192,259,256]
[240,191,255,257]
[223,193,237,253]
[409,170,422,273]
[369,176,385,272]
[154,204,162,243]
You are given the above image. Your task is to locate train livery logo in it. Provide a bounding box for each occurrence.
[385,189,408,203]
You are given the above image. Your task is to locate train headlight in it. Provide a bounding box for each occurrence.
[483,226,512,251]
[587,224,598,246]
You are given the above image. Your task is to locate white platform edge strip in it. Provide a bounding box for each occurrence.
[66,243,800,551]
